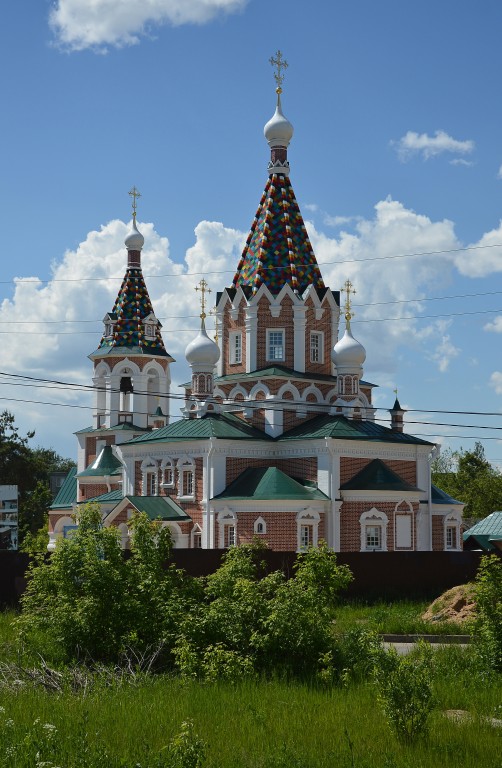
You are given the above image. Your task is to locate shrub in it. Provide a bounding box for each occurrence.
[373,643,434,743]
[473,554,502,671]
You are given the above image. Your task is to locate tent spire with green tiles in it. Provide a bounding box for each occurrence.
[232,52,325,297]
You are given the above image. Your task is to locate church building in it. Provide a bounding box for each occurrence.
[49,54,463,553]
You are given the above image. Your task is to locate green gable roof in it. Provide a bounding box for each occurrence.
[431,484,464,505]
[84,489,123,504]
[341,459,423,492]
[50,467,77,510]
[463,512,502,551]
[278,414,432,446]
[213,466,329,501]
[77,445,123,477]
[126,412,271,445]
[111,495,191,522]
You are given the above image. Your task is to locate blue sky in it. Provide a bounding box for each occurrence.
[1,0,502,465]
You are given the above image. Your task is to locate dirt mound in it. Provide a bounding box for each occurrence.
[421,584,476,625]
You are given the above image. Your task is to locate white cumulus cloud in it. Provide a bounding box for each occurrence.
[485,316,502,333]
[393,130,475,161]
[50,0,249,51]
[490,372,502,395]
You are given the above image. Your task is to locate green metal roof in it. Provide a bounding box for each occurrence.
[463,512,502,550]
[213,466,329,501]
[75,423,149,435]
[431,484,464,505]
[77,446,123,477]
[50,467,77,510]
[183,364,375,388]
[112,495,191,522]
[126,412,272,445]
[83,489,123,504]
[278,414,432,445]
[341,459,423,492]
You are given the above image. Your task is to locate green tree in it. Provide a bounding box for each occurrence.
[18,503,192,663]
[432,441,502,519]
[0,410,75,544]
[474,554,502,671]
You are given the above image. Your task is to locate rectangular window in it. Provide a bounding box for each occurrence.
[366,526,381,550]
[229,332,242,364]
[226,526,236,547]
[182,471,194,497]
[300,524,313,549]
[267,330,285,361]
[446,526,456,549]
[147,473,157,496]
[193,532,202,549]
[395,515,412,548]
[310,331,324,363]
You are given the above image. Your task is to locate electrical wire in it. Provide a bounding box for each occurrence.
[1,241,502,285]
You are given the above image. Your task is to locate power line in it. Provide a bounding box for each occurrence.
[1,241,502,286]
[2,288,502,326]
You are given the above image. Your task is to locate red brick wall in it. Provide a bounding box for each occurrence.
[304,296,333,377]
[432,516,444,551]
[226,456,317,486]
[340,457,417,486]
[340,501,419,552]
[222,304,246,375]
[217,511,326,552]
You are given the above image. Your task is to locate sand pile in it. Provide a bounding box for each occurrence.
[421,584,476,625]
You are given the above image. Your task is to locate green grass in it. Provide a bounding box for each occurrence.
[0,672,500,767]
[333,599,471,635]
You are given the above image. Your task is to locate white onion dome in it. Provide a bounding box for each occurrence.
[264,95,294,148]
[185,324,220,367]
[331,328,366,370]
[125,217,144,251]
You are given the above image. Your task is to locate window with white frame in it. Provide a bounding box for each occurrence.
[179,459,195,498]
[300,524,313,549]
[444,514,461,551]
[145,324,155,337]
[104,323,114,337]
[296,508,320,551]
[229,331,242,364]
[267,329,285,361]
[446,525,457,549]
[193,531,202,548]
[147,471,158,496]
[161,459,174,488]
[253,517,267,535]
[226,526,236,547]
[359,508,388,551]
[310,331,324,363]
[365,525,381,550]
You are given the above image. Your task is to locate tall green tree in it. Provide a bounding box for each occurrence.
[432,441,502,520]
[0,410,75,543]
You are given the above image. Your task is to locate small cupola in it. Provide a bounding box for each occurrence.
[184,280,221,415]
[264,51,293,176]
[332,280,366,393]
[390,392,405,433]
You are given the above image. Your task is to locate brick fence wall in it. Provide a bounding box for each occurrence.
[1,549,497,606]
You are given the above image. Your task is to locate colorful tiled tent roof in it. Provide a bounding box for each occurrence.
[213,466,329,501]
[232,173,325,296]
[95,267,170,357]
[340,459,423,492]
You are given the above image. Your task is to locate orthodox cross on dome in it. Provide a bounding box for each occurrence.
[128,186,141,218]
[393,387,398,398]
[341,279,356,329]
[195,278,211,322]
[209,306,219,343]
[270,50,288,94]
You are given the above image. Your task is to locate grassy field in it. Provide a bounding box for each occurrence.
[332,599,471,636]
[0,606,499,767]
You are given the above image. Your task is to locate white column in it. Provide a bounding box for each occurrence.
[108,374,121,427]
[132,372,148,429]
[293,305,307,373]
[245,306,258,373]
[416,451,432,551]
[264,403,284,438]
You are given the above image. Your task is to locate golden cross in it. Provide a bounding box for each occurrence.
[195,278,212,321]
[269,50,288,94]
[341,279,356,328]
[209,307,219,343]
[128,186,141,217]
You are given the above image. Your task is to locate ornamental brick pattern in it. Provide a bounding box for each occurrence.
[340,501,418,552]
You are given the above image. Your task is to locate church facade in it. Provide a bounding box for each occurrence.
[48,59,463,554]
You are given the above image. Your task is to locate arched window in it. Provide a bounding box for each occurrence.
[254,517,267,535]
[296,508,320,551]
[141,458,158,496]
[160,458,174,488]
